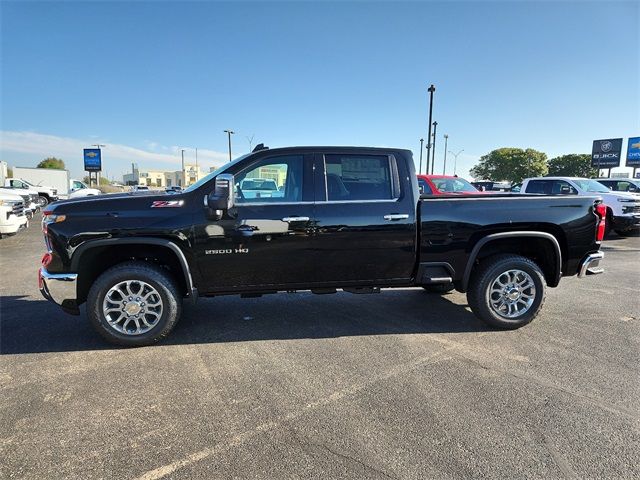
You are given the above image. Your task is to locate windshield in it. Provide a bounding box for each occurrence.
[183,153,252,193]
[572,179,610,193]
[431,177,478,193]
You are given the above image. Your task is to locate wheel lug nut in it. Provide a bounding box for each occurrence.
[129,297,132,301]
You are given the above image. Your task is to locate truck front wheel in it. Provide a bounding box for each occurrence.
[37,196,49,207]
[87,261,182,346]
[467,254,546,329]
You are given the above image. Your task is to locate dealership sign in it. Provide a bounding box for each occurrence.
[627,137,640,167]
[591,138,622,168]
[83,148,102,171]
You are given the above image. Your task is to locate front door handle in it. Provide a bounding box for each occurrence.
[282,216,310,222]
[383,214,409,221]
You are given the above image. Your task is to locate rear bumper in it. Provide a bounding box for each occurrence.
[38,267,80,315]
[578,252,604,278]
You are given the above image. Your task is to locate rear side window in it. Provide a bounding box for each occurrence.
[525,180,549,194]
[418,179,432,195]
[324,154,393,201]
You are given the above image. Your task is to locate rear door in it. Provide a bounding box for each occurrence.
[311,150,417,284]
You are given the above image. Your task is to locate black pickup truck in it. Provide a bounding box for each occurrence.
[39,146,605,346]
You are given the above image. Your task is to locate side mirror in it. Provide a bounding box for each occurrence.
[206,173,235,213]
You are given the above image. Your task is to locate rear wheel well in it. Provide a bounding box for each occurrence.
[465,236,560,290]
[76,244,188,304]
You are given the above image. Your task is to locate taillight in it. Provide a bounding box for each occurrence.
[595,203,607,241]
[41,252,53,268]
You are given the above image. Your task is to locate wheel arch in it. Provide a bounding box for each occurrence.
[462,231,562,291]
[71,238,196,305]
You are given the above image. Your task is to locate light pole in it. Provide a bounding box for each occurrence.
[419,138,424,174]
[425,84,435,175]
[431,121,438,174]
[224,130,235,162]
[180,149,185,186]
[443,134,449,175]
[448,149,464,176]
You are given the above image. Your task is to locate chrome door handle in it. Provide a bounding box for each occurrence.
[282,216,310,222]
[383,214,409,221]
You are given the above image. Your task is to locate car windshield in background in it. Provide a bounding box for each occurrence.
[573,179,611,193]
[241,179,278,191]
[431,178,478,193]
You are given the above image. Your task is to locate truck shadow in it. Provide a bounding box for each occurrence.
[1,290,492,355]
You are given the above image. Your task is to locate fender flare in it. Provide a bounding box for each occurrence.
[71,237,196,296]
[462,231,562,290]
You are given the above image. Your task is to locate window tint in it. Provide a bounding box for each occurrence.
[418,179,432,195]
[324,154,393,201]
[525,180,549,194]
[550,180,577,195]
[235,155,303,203]
[431,178,478,193]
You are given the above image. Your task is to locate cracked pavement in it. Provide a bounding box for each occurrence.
[1,215,639,479]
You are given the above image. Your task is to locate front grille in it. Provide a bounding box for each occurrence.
[622,205,640,214]
[11,201,25,217]
[52,189,57,195]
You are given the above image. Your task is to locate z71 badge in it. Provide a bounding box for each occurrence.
[151,200,184,208]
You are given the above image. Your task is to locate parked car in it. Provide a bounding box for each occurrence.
[39,146,605,346]
[0,186,39,216]
[238,178,284,199]
[0,190,28,238]
[418,175,484,195]
[520,177,640,236]
[4,178,58,206]
[69,179,101,199]
[131,185,150,192]
[471,181,512,192]
[596,178,640,194]
[165,186,183,193]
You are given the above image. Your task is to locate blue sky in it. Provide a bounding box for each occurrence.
[1,1,638,180]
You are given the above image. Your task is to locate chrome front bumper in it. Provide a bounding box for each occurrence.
[39,267,80,315]
[578,252,604,278]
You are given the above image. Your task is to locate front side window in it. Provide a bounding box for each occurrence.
[324,154,393,201]
[235,155,303,204]
[73,181,84,189]
[551,180,578,195]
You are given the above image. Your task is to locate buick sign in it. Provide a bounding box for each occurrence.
[592,138,622,168]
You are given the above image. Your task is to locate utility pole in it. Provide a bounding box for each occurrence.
[224,130,235,162]
[419,138,424,174]
[425,84,435,175]
[448,149,464,176]
[443,134,449,175]
[431,121,438,174]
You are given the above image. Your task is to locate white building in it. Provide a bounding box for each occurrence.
[123,163,208,188]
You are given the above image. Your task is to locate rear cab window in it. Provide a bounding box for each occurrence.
[323,154,398,201]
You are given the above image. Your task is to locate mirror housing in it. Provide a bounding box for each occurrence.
[207,173,235,212]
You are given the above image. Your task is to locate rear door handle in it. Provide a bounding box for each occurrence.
[282,216,310,222]
[383,214,409,221]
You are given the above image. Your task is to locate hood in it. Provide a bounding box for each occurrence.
[0,190,24,201]
[604,191,640,201]
[47,189,172,211]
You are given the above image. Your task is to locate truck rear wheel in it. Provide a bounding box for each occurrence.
[87,261,182,346]
[467,254,546,329]
[37,196,49,207]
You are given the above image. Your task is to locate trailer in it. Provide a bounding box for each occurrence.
[13,167,71,196]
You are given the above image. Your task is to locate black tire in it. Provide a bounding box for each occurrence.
[422,282,455,294]
[87,261,182,347]
[467,254,546,329]
[37,196,49,207]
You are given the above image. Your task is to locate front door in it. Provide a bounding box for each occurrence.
[193,153,315,292]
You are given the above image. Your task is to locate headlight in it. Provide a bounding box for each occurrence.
[0,200,5,206]
[617,198,638,203]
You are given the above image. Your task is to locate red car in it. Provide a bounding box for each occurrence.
[417,174,485,195]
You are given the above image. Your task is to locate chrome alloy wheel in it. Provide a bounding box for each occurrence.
[486,269,536,319]
[102,280,163,335]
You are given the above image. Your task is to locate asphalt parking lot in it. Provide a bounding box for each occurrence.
[1,214,639,479]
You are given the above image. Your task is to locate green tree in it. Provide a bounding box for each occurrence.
[470,148,548,183]
[37,157,66,169]
[547,154,596,178]
[83,175,111,186]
